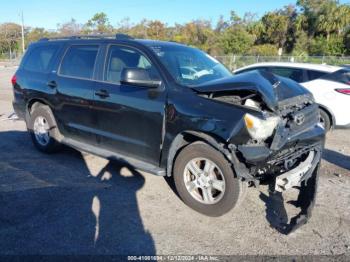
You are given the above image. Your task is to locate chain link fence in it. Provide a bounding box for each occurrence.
[214,55,350,71]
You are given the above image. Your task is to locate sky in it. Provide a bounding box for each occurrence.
[1,0,349,30]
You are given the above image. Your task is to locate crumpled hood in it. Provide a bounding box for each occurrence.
[191,70,312,111]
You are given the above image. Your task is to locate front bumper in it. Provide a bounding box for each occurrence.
[237,125,325,165]
[231,125,324,235]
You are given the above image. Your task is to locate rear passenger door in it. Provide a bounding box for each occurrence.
[52,44,100,144]
[92,44,166,165]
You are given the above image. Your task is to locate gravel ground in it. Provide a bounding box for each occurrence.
[0,67,349,256]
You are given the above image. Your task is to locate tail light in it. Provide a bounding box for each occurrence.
[11,75,17,86]
[335,88,350,95]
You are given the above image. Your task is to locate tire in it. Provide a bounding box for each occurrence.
[27,104,61,153]
[319,109,331,132]
[173,141,244,217]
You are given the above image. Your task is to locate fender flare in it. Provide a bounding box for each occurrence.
[166,131,232,177]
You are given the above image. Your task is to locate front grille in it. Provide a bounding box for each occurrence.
[286,103,319,134]
[267,142,320,166]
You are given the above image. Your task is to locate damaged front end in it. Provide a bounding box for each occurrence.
[192,71,325,234]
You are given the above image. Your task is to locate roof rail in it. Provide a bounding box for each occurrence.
[39,33,134,41]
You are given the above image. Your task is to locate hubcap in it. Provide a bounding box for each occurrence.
[33,116,50,146]
[183,158,226,205]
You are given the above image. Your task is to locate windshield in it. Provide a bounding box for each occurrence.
[147,44,232,86]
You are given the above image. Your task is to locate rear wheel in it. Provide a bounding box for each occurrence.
[173,141,245,217]
[28,104,61,153]
[319,109,331,132]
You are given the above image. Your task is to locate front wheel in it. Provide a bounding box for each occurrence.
[319,109,331,132]
[173,141,245,217]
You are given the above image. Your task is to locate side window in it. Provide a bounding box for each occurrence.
[235,67,268,74]
[307,70,327,81]
[270,67,304,83]
[22,45,58,73]
[59,45,99,79]
[104,45,159,83]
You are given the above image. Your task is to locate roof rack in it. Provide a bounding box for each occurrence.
[39,33,133,42]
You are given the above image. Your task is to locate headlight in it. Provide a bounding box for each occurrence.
[244,113,280,140]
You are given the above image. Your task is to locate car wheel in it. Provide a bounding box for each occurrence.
[173,141,244,217]
[28,104,61,153]
[319,109,331,132]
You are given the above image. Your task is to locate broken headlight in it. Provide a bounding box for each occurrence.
[244,113,280,141]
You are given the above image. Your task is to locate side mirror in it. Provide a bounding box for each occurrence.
[120,68,162,88]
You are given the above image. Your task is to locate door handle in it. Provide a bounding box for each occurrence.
[47,80,57,88]
[95,89,110,98]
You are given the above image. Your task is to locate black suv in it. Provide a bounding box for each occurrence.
[12,34,324,231]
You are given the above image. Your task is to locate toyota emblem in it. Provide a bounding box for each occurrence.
[294,113,305,126]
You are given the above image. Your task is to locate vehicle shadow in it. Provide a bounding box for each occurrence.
[322,148,350,171]
[0,130,155,255]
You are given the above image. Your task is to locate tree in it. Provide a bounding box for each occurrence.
[215,15,229,33]
[146,20,166,40]
[309,35,345,55]
[344,29,350,55]
[116,17,133,34]
[260,11,289,49]
[219,27,254,54]
[26,27,52,44]
[0,23,22,57]
[248,44,278,56]
[57,18,82,35]
[317,1,338,40]
[297,0,333,37]
[83,12,113,34]
[171,20,216,52]
[292,30,309,56]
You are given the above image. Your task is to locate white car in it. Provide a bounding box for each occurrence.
[234,62,350,130]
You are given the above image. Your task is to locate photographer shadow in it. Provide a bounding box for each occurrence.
[0,130,155,255]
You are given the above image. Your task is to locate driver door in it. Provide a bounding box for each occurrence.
[92,45,166,165]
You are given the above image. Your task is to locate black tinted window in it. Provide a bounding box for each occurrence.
[23,45,57,72]
[307,70,327,81]
[321,69,350,85]
[270,67,304,83]
[105,46,159,83]
[236,67,269,74]
[60,45,98,79]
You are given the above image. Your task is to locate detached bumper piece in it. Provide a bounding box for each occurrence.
[268,148,322,235]
[275,150,316,192]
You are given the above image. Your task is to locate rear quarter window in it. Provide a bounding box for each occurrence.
[59,45,99,79]
[22,45,58,73]
[321,69,350,85]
